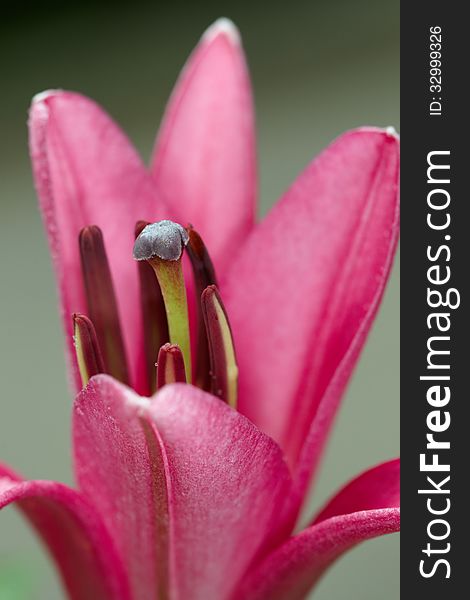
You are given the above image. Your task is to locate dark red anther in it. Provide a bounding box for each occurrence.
[79,225,129,384]
[201,285,238,408]
[135,221,170,394]
[73,313,105,386]
[156,343,187,389]
[185,225,218,391]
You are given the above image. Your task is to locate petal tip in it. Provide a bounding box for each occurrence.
[384,125,400,139]
[201,17,241,45]
[29,90,65,128]
[31,89,63,107]
[30,90,96,116]
[352,125,400,144]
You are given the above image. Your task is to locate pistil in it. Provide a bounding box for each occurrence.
[135,221,169,395]
[133,221,192,382]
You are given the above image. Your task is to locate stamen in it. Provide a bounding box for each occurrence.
[133,221,192,382]
[73,313,105,387]
[201,285,238,408]
[156,343,187,389]
[79,226,129,384]
[185,225,218,391]
[135,221,169,395]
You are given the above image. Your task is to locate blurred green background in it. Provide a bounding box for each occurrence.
[0,0,399,598]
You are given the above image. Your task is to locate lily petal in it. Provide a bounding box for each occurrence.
[29,91,161,392]
[73,376,166,599]
[151,18,256,270]
[312,458,400,524]
[73,376,293,600]
[0,463,130,600]
[221,128,399,476]
[236,459,400,600]
[146,383,293,599]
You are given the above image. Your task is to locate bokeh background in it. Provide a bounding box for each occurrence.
[0,0,399,598]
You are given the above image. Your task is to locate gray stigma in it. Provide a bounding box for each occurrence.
[133,220,189,261]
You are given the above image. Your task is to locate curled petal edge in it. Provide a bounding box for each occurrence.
[0,464,130,600]
[236,508,400,600]
[237,458,400,600]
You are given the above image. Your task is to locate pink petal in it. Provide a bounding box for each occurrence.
[73,376,293,600]
[236,460,400,600]
[221,128,399,478]
[151,19,256,271]
[73,376,165,599]
[29,91,161,393]
[0,463,130,600]
[146,383,293,599]
[312,458,400,524]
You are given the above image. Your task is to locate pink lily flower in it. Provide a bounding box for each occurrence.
[0,18,399,600]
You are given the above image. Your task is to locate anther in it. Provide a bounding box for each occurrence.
[156,343,187,389]
[201,285,238,408]
[79,225,129,384]
[185,225,217,391]
[73,313,105,387]
[133,221,192,382]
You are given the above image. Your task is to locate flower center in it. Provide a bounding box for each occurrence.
[74,220,238,407]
